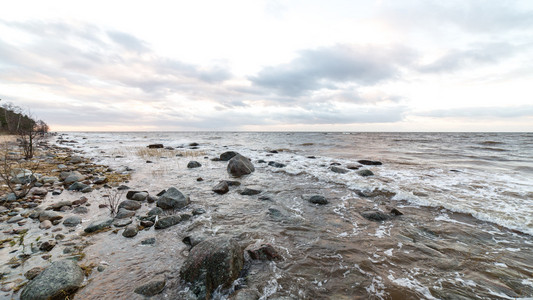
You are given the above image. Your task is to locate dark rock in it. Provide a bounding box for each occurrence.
[358,160,382,166]
[117,185,130,190]
[140,220,154,227]
[39,240,56,252]
[84,218,114,233]
[156,187,190,210]
[346,164,361,170]
[268,161,286,168]
[308,195,328,205]
[118,200,142,211]
[156,189,166,196]
[7,216,24,224]
[93,177,108,184]
[239,188,262,196]
[196,177,203,182]
[115,208,136,219]
[72,197,88,206]
[63,215,82,227]
[268,150,279,154]
[52,190,62,196]
[247,244,282,261]
[330,162,342,166]
[147,195,157,203]
[189,142,199,147]
[257,159,266,163]
[141,237,156,245]
[148,144,164,149]
[187,161,202,168]
[67,182,88,191]
[126,190,146,199]
[146,160,153,163]
[73,206,88,214]
[20,260,84,300]
[226,180,241,186]
[113,218,133,227]
[81,186,93,193]
[330,166,349,174]
[361,211,391,222]
[356,188,396,198]
[63,171,85,184]
[182,234,207,248]
[390,208,403,216]
[259,196,273,201]
[154,215,185,229]
[227,154,255,177]
[192,208,206,215]
[357,169,374,177]
[219,151,239,161]
[39,211,62,222]
[180,237,244,299]
[24,267,44,280]
[134,276,166,297]
[131,192,148,201]
[147,207,164,216]
[212,181,229,194]
[122,225,138,238]
[30,187,48,196]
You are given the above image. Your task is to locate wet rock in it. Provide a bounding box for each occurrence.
[115,208,136,219]
[97,265,105,272]
[30,187,48,196]
[140,220,154,228]
[268,161,286,168]
[358,160,382,166]
[308,195,328,205]
[52,190,62,195]
[346,164,361,170]
[390,208,403,216]
[39,220,52,229]
[361,210,391,222]
[227,154,255,177]
[118,200,142,211]
[114,219,133,227]
[147,144,164,149]
[156,187,190,210]
[39,211,63,222]
[147,195,157,203]
[21,260,84,300]
[147,207,164,216]
[239,188,262,196]
[24,267,44,280]
[189,142,199,147]
[212,181,229,194]
[196,177,204,182]
[63,171,85,184]
[357,169,374,177]
[192,208,206,215]
[131,192,148,201]
[7,216,23,224]
[122,225,138,238]
[39,240,56,252]
[126,190,146,199]
[141,237,156,245]
[356,188,396,198]
[233,289,261,300]
[220,151,239,161]
[72,206,88,214]
[187,161,202,168]
[134,276,166,297]
[6,193,17,202]
[84,218,114,233]
[117,185,130,190]
[247,244,282,261]
[93,177,107,184]
[54,234,65,240]
[67,182,88,191]
[182,234,207,248]
[180,237,244,299]
[72,197,88,206]
[330,166,349,174]
[63,215,82,227]
[154,215,185,229]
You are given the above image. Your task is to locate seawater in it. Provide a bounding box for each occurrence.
[63,132,532,299]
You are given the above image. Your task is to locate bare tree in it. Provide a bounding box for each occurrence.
[0,142,40,201]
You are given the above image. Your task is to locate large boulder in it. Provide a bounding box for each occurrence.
[227,154,255,177]
[180,237,244,299]
[156,187,190,210]
[20,260,84,300]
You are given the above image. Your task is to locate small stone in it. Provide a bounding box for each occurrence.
[192,208,206,216]
[131,192,148,201]
[140,220,154,228]
[346,164,361,170]
[196,177,204,182]
[39,220,53,229]
[115,208,136,219]
[187,161,202,168]
[134,276,166,297]
[308,195,328,205]
[330,166,349,174]
[141,237,156,245]
[24,267,44,280]
[63,215,82,227]
[122,225,138,238]
[239,188,261,196]
[268,161,286,168]
[361,210,391,222]
[390,208,403,216]
[358,160,382,166]
[114,219,133,227]
[40,240,56,252]
[97,265,106,272]
[39,211,63,222]
[147,207,163,216]
[84,218,114,233]
[147,195,157,203]
[7,216,24,224]
[148,144,164,149]
[357,169,374,177]
[72,197,88,206]
[155,215,185,229]
[212,181,229,194]
[247,244,282,261]
[73,206,88,214]
[118,200,141,211]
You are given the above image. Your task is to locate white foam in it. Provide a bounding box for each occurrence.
[494,262,508,268]
[384,249,394,256]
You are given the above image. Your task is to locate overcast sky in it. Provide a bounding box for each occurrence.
[1,0,532,131]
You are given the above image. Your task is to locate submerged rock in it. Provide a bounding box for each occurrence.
[268,161,286,168]
[361,211,391,222]
[358,160,382,166]
[357,169,374,177]
[212,181,229,194]
[227,154,255,177]
[180,237,244,299]
[247,244,282,261]
[187,161,202,168]
[134,276,166,297]
[308,195,328,205]
[122,225,139,238]
[330,166,349,174]
[219,151,239,161]
[156,187,190,210]
[84,218,114,233]
[154,215,186,229]
[239,188,262,196]
[21,260,84,300]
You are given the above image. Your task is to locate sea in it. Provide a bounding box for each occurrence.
[60,132,533,299]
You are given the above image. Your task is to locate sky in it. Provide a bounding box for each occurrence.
[1,0,532,131]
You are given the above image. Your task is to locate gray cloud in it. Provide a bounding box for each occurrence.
[416,105,533,118]
[249,44,414,97]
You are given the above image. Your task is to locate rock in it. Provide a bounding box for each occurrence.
[141,237,156,245]
[6,193,17,201]
[330,166,349,174]
[93,177,107,184]
[63,171,85,184]
[118,200,142,211]
[180,237,244,299]
[308,195,328,205]
[147,207,163,216]
[115,208,136,219]
[192,208,206,216]
[239,188,262,196]
[49,200,73,211]
[220,151,239,161]
[140,220,154,228]
[67,182,88,191]
[40,176,59,184]
[113,218,133,227]
[63,215,82,227]
[346,164,361,170]
[11,169,37,184]
[156,187,190,210]
[189,142,199,147]
[20,259,84,300]
[97,265,105,272]
[39,211,63,222]
[390,208,403,216]
[187,161,202,168]
[247,244,282,261]
[212,181,229,194]
[358,160,382,166]
[147,144,164,149]
[147,195,157,203]
[24,267,44,280]
[81,186,93,193]
[52,190,62,195]
[84,218,114,233]
[30,187,48,196]
[131,192,148,201]
[72,206,88,214]
[268,161,286,168]
[361,211,391,222]
[122,225,138,238]
[126,190,145,199]
[357,169,374,177]
[39,220,53,229]
[182,234,207,248]
[227,154,255,177]
[117,185,130,190]
[154,215,185,229]
[134,276,166,297]
[39,240,56,252]
[7,216,24,224]
[70,156,83,164]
